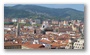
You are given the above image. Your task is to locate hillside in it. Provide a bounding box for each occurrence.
[4,5,84,20]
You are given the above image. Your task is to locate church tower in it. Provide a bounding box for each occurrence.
[16,22,19,37]
[40,21,49,30]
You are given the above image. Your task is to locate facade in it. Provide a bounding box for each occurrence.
[73,38,84,49]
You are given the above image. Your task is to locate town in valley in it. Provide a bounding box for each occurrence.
[4,18,84,49]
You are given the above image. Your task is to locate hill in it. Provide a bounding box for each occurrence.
[4,5,84,21]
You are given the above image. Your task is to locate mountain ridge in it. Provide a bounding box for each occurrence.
[4,5,84,21]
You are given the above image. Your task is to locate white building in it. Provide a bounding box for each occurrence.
[40,21,49,30]
[73,38,84,49]
[31,21,36,25]
[33,40,39,44]
[19,19,26,23]
[65,43,72,49]
[12,19,17,22]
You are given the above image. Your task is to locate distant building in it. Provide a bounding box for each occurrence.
[4,18,12,23]
[35,19,41,24]
[31,20,36,25]
[12,19,17,22]
[33,40,39,44]
[52,20,59,25]
[19,19,26,23]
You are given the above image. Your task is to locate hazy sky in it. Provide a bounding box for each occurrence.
[4,4,84,11]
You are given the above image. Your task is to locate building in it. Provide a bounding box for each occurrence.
[73,38,84,49]
[4,41,22,49]
[52,20,59,25]
[12,19,17,22]
[40,21,49,30]
[35,19,41,24]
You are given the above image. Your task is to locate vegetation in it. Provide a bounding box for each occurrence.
[33,24,42,27]
[4,22,14,25]
[19,23,31,26]
[4,5,84,21]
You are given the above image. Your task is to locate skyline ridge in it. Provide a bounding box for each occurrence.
[4,4,84,11]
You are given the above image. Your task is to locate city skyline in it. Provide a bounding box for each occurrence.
[4,4,84,49]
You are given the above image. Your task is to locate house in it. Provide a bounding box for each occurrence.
[35,19,41,24]
[52,20,59,25]
[73,38,84,49]
[51,40,69,49]
[22,44,45,49]
[4,41,22,49]
[12,19,17,22]
[19,19,26,23]
[31,20,36,25]
[33,40,39,44]
[40,39,51,49]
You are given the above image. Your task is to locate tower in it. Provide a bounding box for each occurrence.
[72,25,77,31]
[40,21,49,30]
[16,22,19,37]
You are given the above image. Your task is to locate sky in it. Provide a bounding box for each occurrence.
[4,4,84,11]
